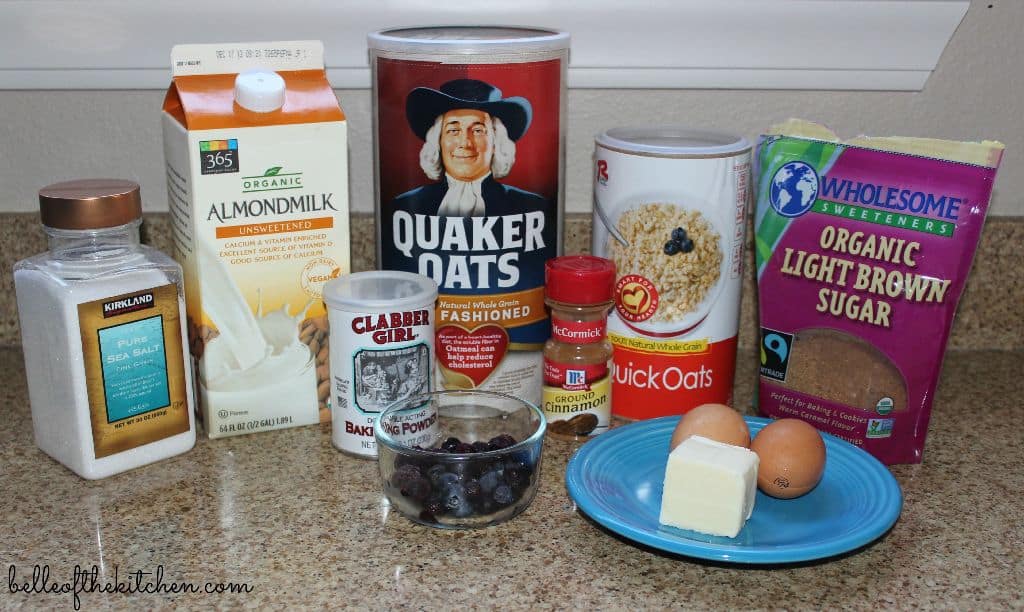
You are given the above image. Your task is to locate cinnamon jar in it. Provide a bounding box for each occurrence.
[541,256,616,440]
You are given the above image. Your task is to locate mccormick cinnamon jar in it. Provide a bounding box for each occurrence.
[369,26,568,407]
[542,256,616,440]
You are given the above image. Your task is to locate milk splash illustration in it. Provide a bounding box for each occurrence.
[197,239,319,430]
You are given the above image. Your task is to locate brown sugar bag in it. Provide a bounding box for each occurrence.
[755,120,1003,464]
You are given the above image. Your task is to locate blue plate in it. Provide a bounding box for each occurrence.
[565,416,902,564]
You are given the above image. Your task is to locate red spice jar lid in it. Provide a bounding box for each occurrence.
[545,255,616,305]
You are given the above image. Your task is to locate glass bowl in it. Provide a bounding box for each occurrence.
[375,390,546,529]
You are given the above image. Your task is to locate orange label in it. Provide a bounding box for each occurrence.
[435,287,547,331]
[165,71,345,130]
[215,216,333,238]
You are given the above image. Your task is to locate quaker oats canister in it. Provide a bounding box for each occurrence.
[323,271,438,458]
[591,127,751,420]
[369,26,568,407]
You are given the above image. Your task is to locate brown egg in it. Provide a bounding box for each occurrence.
[669,403,750,450]
[750,419,826,499]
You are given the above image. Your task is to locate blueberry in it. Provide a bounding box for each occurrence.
[442,482,465,505]
[437,472,460,489]
[451,500,473,518]
[679,238,695,253]
[505,467,529,491]
[503,458,527,472]
[401,476,431,501]
[479,469,502,494]
[493,484,514,506]
[464,478,482,498]
[487,434,517,451]
[664,240,680,255]
[505,471,523,491]
[451,461,475,481]
[671,227,688,243]
[390,469,416,491]
[470,460,497,481]
[442,483,473,517]
[475,497,496,515]
[455,443,475,454]
[471,441,490,453]
[426,464,447,485]
[441,437,462,453]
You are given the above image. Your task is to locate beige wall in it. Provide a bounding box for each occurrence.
[0,1,1019,216]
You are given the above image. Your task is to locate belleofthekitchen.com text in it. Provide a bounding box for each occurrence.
[8,564,254,609]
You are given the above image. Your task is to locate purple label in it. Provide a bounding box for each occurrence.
[756,137,1000,464]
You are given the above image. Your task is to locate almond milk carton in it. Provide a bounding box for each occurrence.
[162,41,348,438]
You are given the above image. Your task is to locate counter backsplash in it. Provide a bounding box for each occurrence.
[2,213,1020,350]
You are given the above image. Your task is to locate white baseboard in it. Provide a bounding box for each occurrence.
[0,0,968,90]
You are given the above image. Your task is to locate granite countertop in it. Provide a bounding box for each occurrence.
[1,346,1021,610]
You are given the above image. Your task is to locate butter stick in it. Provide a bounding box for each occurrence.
[659,435,759,538]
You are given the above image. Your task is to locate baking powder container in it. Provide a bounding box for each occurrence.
[323,271,438,458]
[591,127,751,420]
[369,26,568,407]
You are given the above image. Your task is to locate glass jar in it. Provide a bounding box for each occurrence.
[542,255,616,441]
[14,179,195,479]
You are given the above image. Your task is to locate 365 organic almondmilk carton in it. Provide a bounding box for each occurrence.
[162,41,349,438]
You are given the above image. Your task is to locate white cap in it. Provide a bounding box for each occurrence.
[596,126,750,158]
[323,271,438,312]
[234,69,286,112]
[368,26,569,55]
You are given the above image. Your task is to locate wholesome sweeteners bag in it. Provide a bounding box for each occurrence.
[754,120,1003,464]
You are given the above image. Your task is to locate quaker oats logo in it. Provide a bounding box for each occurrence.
[770,161,819,218]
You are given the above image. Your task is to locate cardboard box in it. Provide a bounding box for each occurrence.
[162,40,348,438]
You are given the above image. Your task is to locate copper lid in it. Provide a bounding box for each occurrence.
[38,179,142,230]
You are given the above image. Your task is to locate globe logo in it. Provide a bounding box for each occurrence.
[769,161,819,217]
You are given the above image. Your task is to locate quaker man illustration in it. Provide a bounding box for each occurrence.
[392,78,547,217]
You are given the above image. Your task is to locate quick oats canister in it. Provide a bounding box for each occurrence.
[323,271,438,458]
[592,127,751,420]
[369,26,568,407]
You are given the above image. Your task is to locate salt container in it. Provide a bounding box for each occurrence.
[14,179,196,479]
